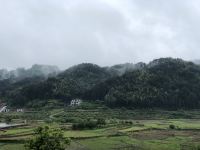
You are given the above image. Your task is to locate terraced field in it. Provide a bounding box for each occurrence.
[1,109,200,150]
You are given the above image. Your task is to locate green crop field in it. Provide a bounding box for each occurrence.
[1,109,200,150]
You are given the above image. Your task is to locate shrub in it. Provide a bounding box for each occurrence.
[169,124,175,129]
[4,116,12,124]
[72,120,97,130]
[125,120,133,125]
[97,118,106,125]
[25,126,70,150]
[121,120,133,125]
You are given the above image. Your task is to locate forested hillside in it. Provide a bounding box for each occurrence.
[88,58,200,109]
[1,58,200,109]
[0,63,115,106]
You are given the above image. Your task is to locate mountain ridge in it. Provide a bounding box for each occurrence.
[1,57,200,109]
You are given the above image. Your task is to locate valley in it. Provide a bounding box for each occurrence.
[1,58,200,149]
[1,105,200,150]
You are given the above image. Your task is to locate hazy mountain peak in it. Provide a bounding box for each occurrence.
[0,64,60,81]
[108,62,146,76]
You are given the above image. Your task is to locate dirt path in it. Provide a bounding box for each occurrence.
[49,110,64,119]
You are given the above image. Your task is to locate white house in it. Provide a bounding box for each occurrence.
[70,99,82,106]
[0,106,9,113]
[17,109,24,112]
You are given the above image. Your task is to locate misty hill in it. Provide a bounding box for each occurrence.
[58,63,113,89]
[106,62,146,76]
[0,63,115,106]
[1,58,200,109]
[0,64,60,81]
[87,58,200,109]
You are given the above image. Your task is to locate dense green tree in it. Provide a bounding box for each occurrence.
[25,126,70,150]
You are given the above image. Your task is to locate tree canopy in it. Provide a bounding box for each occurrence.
[25,126,70,150]
[1,58,200,109]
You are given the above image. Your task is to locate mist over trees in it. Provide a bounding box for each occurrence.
[0,64,60,81]
[1,58,200,109]
[103,58,200,109]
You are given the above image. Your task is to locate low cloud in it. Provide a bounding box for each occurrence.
[0,0,200,69]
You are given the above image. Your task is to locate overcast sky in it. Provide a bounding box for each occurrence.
[0,0,200,69]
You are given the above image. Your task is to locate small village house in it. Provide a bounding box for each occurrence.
[0,105,9,113]
[17,109,24,112]
[70,99,82,106]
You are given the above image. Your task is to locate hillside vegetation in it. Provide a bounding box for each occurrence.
[95,58,200,109]
[1,58,200,109]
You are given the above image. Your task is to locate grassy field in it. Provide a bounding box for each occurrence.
[0,143,25,150]
[1,108,200,150]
